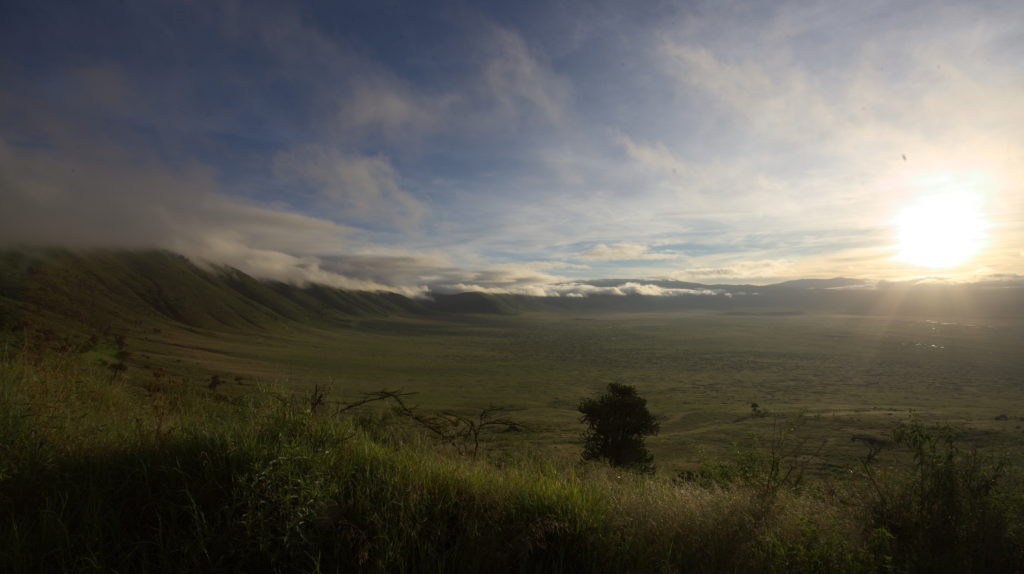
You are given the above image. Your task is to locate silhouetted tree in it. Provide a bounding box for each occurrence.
[578,383,659,473]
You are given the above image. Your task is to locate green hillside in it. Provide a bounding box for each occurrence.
[0,249,433,338]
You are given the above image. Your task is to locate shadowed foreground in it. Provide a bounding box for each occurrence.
[1,352,1022,573]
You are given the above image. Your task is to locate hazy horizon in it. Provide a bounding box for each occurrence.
[2,1,1022,296]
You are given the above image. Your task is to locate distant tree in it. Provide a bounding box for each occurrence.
[578,383,659,473]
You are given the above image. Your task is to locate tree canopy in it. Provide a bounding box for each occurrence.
[578,383,659,473]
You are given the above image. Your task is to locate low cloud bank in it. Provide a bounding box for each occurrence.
[428,281,730,298]
[188,249,734,299]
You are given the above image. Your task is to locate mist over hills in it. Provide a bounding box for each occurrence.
[2,249,1023,337]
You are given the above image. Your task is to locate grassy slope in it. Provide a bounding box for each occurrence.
[3,249,432,336]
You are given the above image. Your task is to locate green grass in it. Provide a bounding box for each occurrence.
[2,351,1022,573]
[106,309,1024,475]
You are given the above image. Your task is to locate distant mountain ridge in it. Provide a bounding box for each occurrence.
[766,278,873,290]
[2,249,1023,340]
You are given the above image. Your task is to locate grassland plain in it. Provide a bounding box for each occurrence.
[116,309,1024,474]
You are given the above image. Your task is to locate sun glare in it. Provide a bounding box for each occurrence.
[893,190,988,268]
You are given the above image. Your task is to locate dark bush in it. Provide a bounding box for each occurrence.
[578,383,659,473]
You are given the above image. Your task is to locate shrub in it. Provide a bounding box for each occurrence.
[578,383,659,473]
[859,418,1024,573]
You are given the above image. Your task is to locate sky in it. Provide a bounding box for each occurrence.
[1,0,1022,296]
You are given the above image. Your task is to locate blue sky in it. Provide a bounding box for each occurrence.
[2,0,1022,295]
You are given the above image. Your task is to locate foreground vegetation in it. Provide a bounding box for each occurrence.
[3,350,1022,573]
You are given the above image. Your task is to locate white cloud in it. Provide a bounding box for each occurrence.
[190,242,430,298]
[273,146,425,228]
[669,259,794,282]
[482,25,570,126]
[577,282,727,297]
[339,82,444,139]
[430,281,728,298]
[660,41,834,147]
[328,70,459,145]
[616,133,690,175]
[579,243,645,260]
[577,242,682,261]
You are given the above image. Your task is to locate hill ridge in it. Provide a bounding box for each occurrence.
[3,249,1024,340]
[0,249,433,335]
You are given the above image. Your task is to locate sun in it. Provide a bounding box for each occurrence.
[893,191,988,268]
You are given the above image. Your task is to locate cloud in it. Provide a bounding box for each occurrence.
[659,5,1024,175]
[273,146,426,228]
[482,25,570,126]
[611,133,732,215]
[0,77,567,298]
[222,2,454,146]
[574,282,727,297]
[0,130,435,295]
[578,243,647,260]
[660,42,834,147]
[616,133,690,175]
[248,10,571,141]
[669,259,794,282]
[577,242,682,261]
[192,244,429,297]
[0,175,430,299]
[621,4,1024,280]
[339,81,449,140]
[430,280,728,298]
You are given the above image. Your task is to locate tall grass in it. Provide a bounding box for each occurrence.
[1,351,1021,572]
